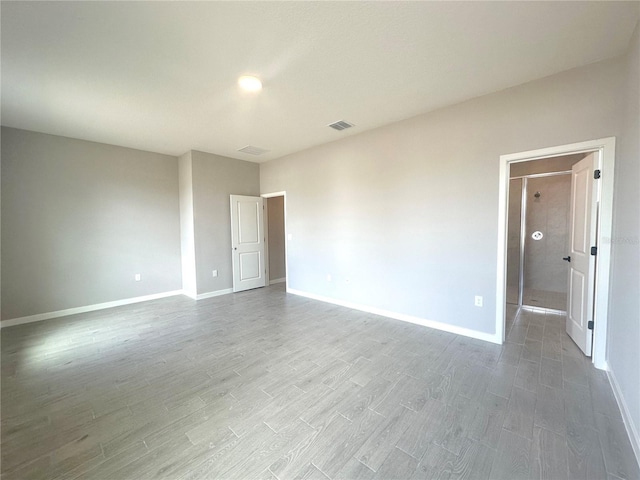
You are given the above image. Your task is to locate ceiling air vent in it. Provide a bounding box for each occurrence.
[328,120,355,131]
[237,145,270,155]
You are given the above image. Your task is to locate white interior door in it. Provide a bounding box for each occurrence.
[230,195,266,293]
[566,153,598,356]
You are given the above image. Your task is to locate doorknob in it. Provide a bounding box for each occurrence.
[563,256,571,262]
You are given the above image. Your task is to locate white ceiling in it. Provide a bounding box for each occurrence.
[2,2,638,163]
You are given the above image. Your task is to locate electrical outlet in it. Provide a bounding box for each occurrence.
[135,273,141,282]
[474,295,483,307]
[327,274,332,282]
[287,233,293,241]
[345,277,350,283]
[212,270,218,278]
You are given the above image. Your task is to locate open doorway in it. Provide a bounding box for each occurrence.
[505,154,586,353]
[262,192,287,287]
[506,153,586,312]
[497,138,616,369]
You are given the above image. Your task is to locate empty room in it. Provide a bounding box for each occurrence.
[1,2,639,479]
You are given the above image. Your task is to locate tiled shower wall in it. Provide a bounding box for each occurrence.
[524,174,571,294]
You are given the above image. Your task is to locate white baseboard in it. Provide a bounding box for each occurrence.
[196,288,233,300]
[606,365,640,466]
[287,288,500,344]
[0,290,185,328]
[269,278,286,285]
[1,287,236,328]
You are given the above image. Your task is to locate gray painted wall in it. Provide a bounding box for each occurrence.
[1,127,182,319]
[191,151,260,294]
[267,196,286,281]
[260,55,626,337]
[608,22,640,450]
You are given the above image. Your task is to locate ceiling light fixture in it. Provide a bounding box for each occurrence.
[238,75,262,92]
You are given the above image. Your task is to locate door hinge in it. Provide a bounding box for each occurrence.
[588,320,594,330]
[591,246,597,256]
[594,169,601,179]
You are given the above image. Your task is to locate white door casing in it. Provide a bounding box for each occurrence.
[566,153,598,356]
[230,195,266,293]
[498,137,615,369]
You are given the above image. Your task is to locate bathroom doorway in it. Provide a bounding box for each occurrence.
[506,153,586,312]
[497,137,616,367]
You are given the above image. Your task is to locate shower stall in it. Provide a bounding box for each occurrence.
[506,155,584,312]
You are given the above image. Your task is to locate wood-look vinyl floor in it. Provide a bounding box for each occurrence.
[2,284,638,479]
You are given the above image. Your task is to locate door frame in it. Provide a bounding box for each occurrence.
[496,137,616,369]
[261,191,288,289]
